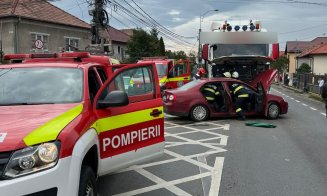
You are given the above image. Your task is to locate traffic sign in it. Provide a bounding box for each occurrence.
[34,40,44,49]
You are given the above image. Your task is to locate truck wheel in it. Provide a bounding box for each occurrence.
[190,105,209,121]
[267,102,280,119]
[79,166,97,196]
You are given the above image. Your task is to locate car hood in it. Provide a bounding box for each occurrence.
[0,103,81,151]
[249,69,278,91]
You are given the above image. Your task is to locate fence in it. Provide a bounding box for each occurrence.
[292,73,327,94]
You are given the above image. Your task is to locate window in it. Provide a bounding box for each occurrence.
[65,37,80,51]
[88,69,101,103]
[169,63,188,77]
[30,33,49,51]
[99,66,154,103]
[96,68,108,83]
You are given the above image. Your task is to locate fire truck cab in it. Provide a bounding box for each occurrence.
[138,57,192,90]
[200,20,279,83]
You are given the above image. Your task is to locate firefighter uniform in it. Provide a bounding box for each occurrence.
[230,83,249,120]
[203,84,221,111]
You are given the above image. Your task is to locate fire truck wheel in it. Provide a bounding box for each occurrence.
[79,166,97,196]
[267,102,280,119]
[190,105,209,121]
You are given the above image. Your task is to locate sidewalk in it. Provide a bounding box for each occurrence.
[272,83,324,103]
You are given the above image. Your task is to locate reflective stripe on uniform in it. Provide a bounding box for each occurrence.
[238,94,249,98]
[204,88,215,93]
[205,97,215,101]
[91,106,164,133]
[215,91,220,95]
[236,108,242,113]
[233,86,243,94]
[24,104,83,146]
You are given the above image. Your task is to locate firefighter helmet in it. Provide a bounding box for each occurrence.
[223,72,231,78]
[232,71,239,79]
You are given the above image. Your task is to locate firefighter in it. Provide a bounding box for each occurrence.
[194,67,206,80]
[202,83,221,111]
[230,82,250,120]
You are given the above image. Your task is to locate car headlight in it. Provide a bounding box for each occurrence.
[3,141,60,179]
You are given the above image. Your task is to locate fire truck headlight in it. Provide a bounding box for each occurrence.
[234,25,240,31]
[4,141,60,179]
[242,25,248,31]
[250,25,255,31]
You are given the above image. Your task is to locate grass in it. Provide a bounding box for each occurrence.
[308,93,324,103]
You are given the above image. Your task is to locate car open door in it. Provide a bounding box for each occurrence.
[255,82,266,113]
[93,63,164,175]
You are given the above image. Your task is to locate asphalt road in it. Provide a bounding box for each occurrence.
[97,85,327,196]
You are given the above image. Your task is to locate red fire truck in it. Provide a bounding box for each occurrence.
[138,57,192,90]
[200,20,279,83]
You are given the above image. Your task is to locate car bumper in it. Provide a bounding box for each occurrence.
[0,157,78,196]
[280,100,288,114]
[163,102,188,117]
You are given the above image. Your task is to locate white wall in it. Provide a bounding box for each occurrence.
[313,55,327,75]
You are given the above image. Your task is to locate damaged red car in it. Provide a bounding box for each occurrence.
[163,69,288,121]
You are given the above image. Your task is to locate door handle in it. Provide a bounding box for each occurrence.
[150,109,162,117]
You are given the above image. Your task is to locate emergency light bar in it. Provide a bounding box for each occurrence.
[4,52,90,61]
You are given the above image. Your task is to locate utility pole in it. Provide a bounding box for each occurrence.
[89,0,109,52]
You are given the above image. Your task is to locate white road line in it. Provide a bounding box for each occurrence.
[295,100,300,102]
[290,97,294,100]
[114,172,212,196]
[136,169,192,196]
[197,155,211,196]
[310,107,317,111]
[321,113,327,116]
[209,157,225,196]
[302,103,308,106]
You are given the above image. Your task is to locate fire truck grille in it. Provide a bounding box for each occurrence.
[0,151,12,180]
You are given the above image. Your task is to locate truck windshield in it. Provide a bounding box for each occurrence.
[0,67,83,105]
[155,63,168,77]
[213,44,268,57]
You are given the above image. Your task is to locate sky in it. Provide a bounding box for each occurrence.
[52,0,327,53]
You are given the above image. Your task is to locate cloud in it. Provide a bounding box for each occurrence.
[168,10,180,16]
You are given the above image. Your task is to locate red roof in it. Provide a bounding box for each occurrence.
[104,27,130,43]
[298,43,327,57]
[0,0,90,29]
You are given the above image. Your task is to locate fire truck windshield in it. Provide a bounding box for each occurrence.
[213,44,269,58]
[155,63,168,77]
[0,68,83,105]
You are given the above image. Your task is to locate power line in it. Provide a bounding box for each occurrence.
[279,23,327,35]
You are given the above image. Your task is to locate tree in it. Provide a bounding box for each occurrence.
[297,63,311,74]
[159,37,165,55]
[271,56,288,84]
[271,56,288,75]
[126,28,163,63]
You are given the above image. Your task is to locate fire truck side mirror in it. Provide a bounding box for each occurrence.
[202,44,209,61]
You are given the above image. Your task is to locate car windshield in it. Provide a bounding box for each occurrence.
[155,63,168,77]
[177,80,201,90]
[0,67,83,105]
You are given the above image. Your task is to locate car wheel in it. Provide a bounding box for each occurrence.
[267,102,280,119]
[79,166,97,196]
[190,105,209,121]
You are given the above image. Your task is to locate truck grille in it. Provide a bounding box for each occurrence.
[0,151,12,180]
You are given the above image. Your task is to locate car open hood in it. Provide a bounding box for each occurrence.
[211,55,274,65]
[0,103,80,151]
[249,69,278,91]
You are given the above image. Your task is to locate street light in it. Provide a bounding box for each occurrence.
[198,9,218,63]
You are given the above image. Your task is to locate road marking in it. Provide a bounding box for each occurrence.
[302,103,308,106]
[295,100,300,102]
[310,107,317,111]
[197,155,211,196]
[209,157,224,196]
[290,97,294,100]
[321,113,326,116]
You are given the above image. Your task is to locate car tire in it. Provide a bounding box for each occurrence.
[79,166,97,196]
[267,102,280,119]
[190,105,209,121]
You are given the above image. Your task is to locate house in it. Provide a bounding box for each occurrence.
[285,37,327,74]
[0,0,91,54]
[296,43,327,75]
[102,26,131,61]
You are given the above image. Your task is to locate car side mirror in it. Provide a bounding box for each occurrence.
[96,90,129,109]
